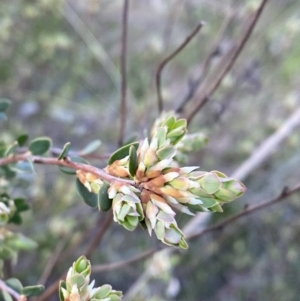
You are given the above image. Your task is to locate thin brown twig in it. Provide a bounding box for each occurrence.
[156,21,205,113]
[187,182,300,240]
[118,0,130,147]
[0,154,135,186]
[92,248,156,273]
[84,213,114,258]
[0,279,26,301]
[185,0,269,123]
[176,13,234,113]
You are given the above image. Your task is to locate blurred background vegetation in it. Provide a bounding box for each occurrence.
[1,0,300,300]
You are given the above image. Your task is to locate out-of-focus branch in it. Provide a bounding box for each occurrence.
[185,0,269,123]
[118,0,130,147]
[176,13,234,113]
[232,106,300,180]
[187,183,300,240]
[84,213,113,258]
[0,154,135,186]
[156,21,205,113]
[36,214,113,301]
[92,248,156,273]
[0,279,26,301]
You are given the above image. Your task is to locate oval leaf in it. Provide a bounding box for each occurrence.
[59,156,89,175]
[98,184,112,211]
[21,285,45,297]
[4,141,18,157]
[58,142,71,160]
[0,291,13,301]
[128,145,138,177]
[0,99,11,113]
[29,137,52,155]
[108,142,139,165]
[79,140,101,156]
[5,278,23,294]
[76,178,97,208]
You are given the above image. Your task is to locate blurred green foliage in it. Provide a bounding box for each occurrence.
[1,0,300,300]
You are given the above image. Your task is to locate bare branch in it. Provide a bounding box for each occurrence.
[84,213,113,258]
[93,248,156,273]
[0,154,135,186]
[187,183,300,240]
[118,0,130,146]
[185,0,269,123]
[0,279,26,301]
[156,21,205,113]
[176,13,234,113]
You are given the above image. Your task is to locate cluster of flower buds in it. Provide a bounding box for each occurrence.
[76,114,246,249]
[59,256,122,301]
[108,182,144,231]
[76,170,104,194]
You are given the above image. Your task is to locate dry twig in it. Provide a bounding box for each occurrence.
[156,21,205,113]
[118,0,130,146]
[185,0,269,123]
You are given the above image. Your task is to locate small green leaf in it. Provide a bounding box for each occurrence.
[29,137,52,155]
[76,178,97,208]
[156,145,176,160]
[97,184,112,211]
[128,145,138,177]
[59,281,67,301]
[58,142,71,160]
[5,278,23,294]
[79,139,101,156]
[21,285,45,297]
[59,156,89,175]
[16,134,29,147]
[0,291,13,301]
[108,142,139,165]
[199,173,221,194]
[209,204,223,212]
[8,213,22,225]
[4,141,18,157]
[13,198,30,212]
[161,116,176,129]
[0,99,11,113]
[139,219,147,230]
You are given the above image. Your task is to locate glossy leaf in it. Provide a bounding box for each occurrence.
[128,145,138,177]
[29,137,52,155]
[59,156,89,175]
[0,99,11,112]
[98,183,112,211]
[21,285,45,297]
[58,142,71,160]
[108,142,139,165]
[76,178,97,208]
[79,139,101,155]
